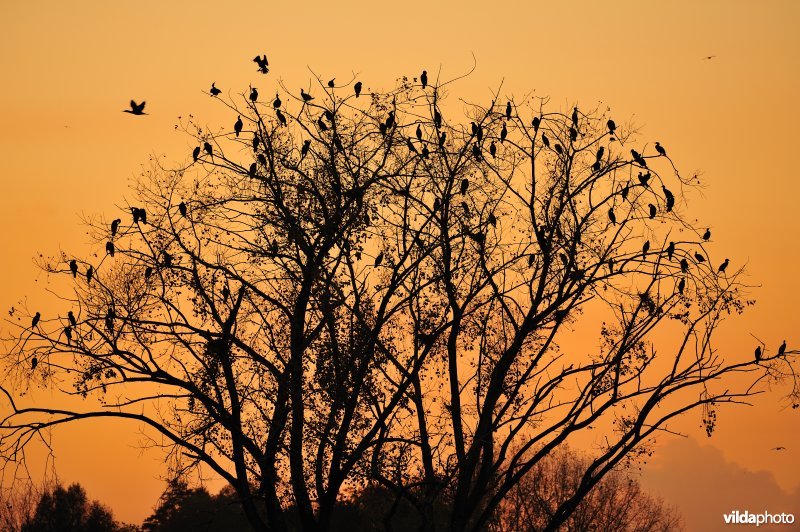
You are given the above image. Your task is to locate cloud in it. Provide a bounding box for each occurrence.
[640,437,800,531]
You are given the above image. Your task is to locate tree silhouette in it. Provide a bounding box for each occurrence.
[142,479,250,532]
[2,66,797,532]
[20,483,124,532]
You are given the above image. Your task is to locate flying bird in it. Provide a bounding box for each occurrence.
[253,54,269,73]
[354,81,362,97]
[234,116,243,137]
[420,70,428,89]
[771,446,786,451]
[209,82,221,96]
[69,259,78,278]
[123,100,147,115]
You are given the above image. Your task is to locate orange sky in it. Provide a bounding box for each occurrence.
[1,1,799,528]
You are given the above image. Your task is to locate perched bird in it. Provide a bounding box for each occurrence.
[69,259,78,278]
[778,340,786,356]
[680,258,689,273]
[68,310,76,327]
[222,286,230,301]
[569,127,577,142]
[663,186,675,212]
[554,143,563,155]
[317,116,328,131]
[162,251,173,267]
[666,241,675,261]
[204,142,213,157]
[234,116,243,137]
[718,258,729,273]
[253,54,269,73]
[300,88,313,102]
[416,124,422,141]
[334,135,343,150]
[276,109,287,126]
[106,241,115,257]
[374,252,384,267]
[354,81,362,97]
[248,162,257,178]
[472,144,481,160]
[489,141,497,157]
[31,312,41,328]
[488,213,497,227]
[405,138,417,154]
[607,119,616,135]
[702,228,711,241]
[596,146,605,161]
[327,78,335,88]
[638,172,651,187]
[420,70,428,89]
[209,82,221,96]
[249,87,259,102]
[144,266,153,279]
[608,208,616,224]
[655,142,667,156]
[86,265,94,283]
[678,278,686,294]
[572,107,579,127]
[471,122,478,136]
[505,101,512,119]
[31,356,37,370]
[433,197,441,212]
[439,132,446,148]
[252,134,260,151]
[755,346,762,362]
[620,182,630,201]
[64,325,72,343]
[642,240,650,256]
[501,123,508,142]
[273,93,281,108]
[631,149,647,167]
[111,218,121,237]
[541,133,550,148]
[300,140,311,158]
[648,204,657,219]
[123,100,147,115]
[179,202,187,217]
[694,252,705,263]
[324,109,334,122]
[461,178,469,194]
[192,146,201,162]
[532,116,540,132]
[434,109,442,129]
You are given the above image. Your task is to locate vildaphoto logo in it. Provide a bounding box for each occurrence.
[723,510,795,526]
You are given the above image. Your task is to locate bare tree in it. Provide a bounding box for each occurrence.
[2,66,796,532]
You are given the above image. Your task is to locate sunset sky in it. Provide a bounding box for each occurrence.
[1,1,798,529]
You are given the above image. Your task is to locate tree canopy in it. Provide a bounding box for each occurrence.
[2,66,796,531]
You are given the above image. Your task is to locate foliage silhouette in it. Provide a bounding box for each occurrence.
[2,65,797,531]
[20,483,128,532]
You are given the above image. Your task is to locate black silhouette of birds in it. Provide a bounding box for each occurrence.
[31,356,37,370]
[642,240,650,257]
[655,142,667,156]
[772,446,786,451]
[461,178,469,194]
[755,346,762,362]
[416,124,422,141]
[31,312,41,328]
[144,266,153,279]
[106,241,115,257]
[433,198,441,212]
[110,218,121,237]
[86,265,93,283]
[500,123,508,142]
[678,277,686,294]
[439,132,446,148]
[276,109,287,126]
[648,204,657,219]
[234,116,243,137]
[420,70,428,89]
[354,81,362,97]
[248,162,257,178]
[778,340,786,356]
[192,146,201,162]
[317,116,328,131]
[252,134,260,151]
[64,325,72,343]
[554,143,563,155]
[272,93,282,109]
[572,107,579,127]
[374,252,384,267]
[471,122,478,136]
[608,208,616,224]
[718,258,729,273]
[541,133,550,148]
[70,259,78,277]
[680,258,689,273]
[300,88,313,102]
[489,141,497,158]
[209,82,221,96]
[621,182,630,201]
[596,146,605,161]
[204,142,213,157]
[694,252,705,263]
[420,146,429,159]
[249,87,259,102]
[569,127,577,142]
[607,119,616,136]
[68,310,76,327]
[434,109,442,129]
[253,54,269,74]
[702,228,711,241]
[301,140,311,159]
[406,139,418,154]
[124,100,146,115]
[163,251,173,267]
[505,101,512,119]
[222,285,230,301]
[663,186,675,212]
[472,144,481,160]
[638,172,651,187]
[105,308,115,333]
[488,213,497,227]
[631,149,647,167]
[532,116,540,132]
[179,202,187,217]
[666,241,675,261]
[334,135,343,150]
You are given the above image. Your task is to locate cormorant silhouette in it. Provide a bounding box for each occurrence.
[328,78,335,88]
[68,310,76,327]
[461,178,469,194]
[439,132,446,147]
[434,109,442,129]
[572,107,579,127]
[718,258,729,273]
[500,123,507,142]
[488,213,497,227]
[209,82,221,96]
[666,241,675,260]
[354,81,362,97]
[276,109,287,126]
[778,340,786,356]
[31,312,40,328]
[192,146,201,163]
[506,101,512,119]
[680,258,689,273]
[301,140,311,158]
[374,252,384,267]
[471,122,478,135]
[631,149,647,167]
[694,252,705,263]
[596,146,605,160]
[472,144,481,160]
[64,325,72,343]
[248,162,257,177]
[222,286,230,301]
[416,124,422,141]
[300,88,313,102]
[273,93,281,108]
[203,142,213,157]
[253,134,260,151]
[234,116,243,137]
[608,208,616,224]
[433,197,441,211]
[541,133,550,148]
[648,204,657,219]
[642,240,650,256]
[554,143,563,155]
[70,259,78,277]
[663,186,675,212]
[638,172,651,187]
[124,100,146,115]
[489,141,497,157]
[324,109,334,122]
[105,308,115,333]
[755,346,762,362]
[703,228,711,241]
[607,119,616,135]
[569,127,577,142]
[421,146,429,158]
[31,356,37,370]
[163,251,173,267]
[253,55,269,73]
[532,116,540,132]
[420,70,427,89]
[655,142,667,156]
[111,218,121,237]
[249,87,258,102]
[144,266,153,279]
[678,277,686,293]
[86,265,93,283]
[621,182,630,201]
[179,202,187,217]
[106,241,115,257]
[318,116,328,131]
